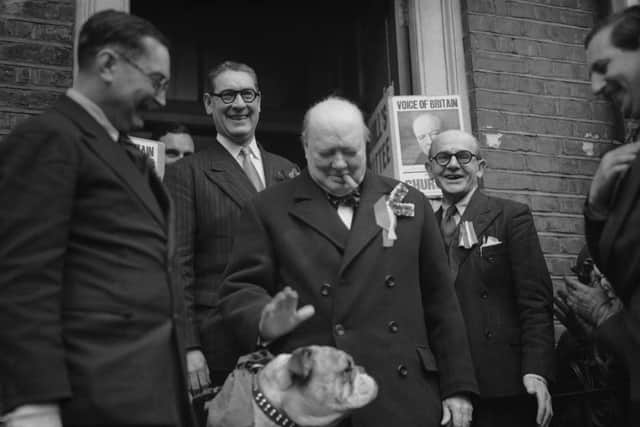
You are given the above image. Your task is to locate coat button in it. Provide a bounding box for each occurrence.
[485,330,493,340]
[481,291,488,299]
[388,321,399,333]
[334,324,345,336]
[385,275,395,288]
[320,283,331,296]
[397,364,408,377]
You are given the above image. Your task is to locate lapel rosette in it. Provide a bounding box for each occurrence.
[458,220,479,249]
[374,183,415,247]
[275,166,301,182]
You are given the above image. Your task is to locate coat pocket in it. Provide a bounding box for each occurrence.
[416,345,438,373]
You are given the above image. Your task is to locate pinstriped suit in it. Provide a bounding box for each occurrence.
[164,140,296,383]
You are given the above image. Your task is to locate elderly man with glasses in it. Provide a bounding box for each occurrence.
[164,61,298,403]
[425,129,555,427]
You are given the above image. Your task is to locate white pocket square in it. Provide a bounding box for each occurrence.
[481,236,502,247]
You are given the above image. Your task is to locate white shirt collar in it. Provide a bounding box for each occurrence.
[216,134,261,161]
[441,185,477,219]
[66,88,119,142]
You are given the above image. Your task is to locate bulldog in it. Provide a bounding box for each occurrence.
[205,346,378,427]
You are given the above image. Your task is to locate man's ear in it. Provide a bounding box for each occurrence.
[95,48,117,83]
[288,347,313,384]
[203,93,214,115]
[425,160,434,179]
[476,157,487,179]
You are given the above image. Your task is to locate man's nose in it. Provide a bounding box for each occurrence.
[331,153,347,169]
[231,93,247,108]
[447,155,461,168]
[153,89,167,107]
[591,73,606,96]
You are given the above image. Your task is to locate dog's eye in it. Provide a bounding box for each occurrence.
[343,361,353,373]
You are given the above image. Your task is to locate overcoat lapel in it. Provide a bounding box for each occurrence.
[600,154,640,271]
[203,142,257,208]
[289,172,349,250]
[450,191,499,272]
[339,173,391,274]
[55,96,165,228]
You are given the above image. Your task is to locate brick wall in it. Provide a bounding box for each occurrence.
[461,0,616,286]
[0,0,75,138]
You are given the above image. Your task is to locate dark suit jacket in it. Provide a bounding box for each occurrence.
[164,141,296,380]
[586,153,640,406]
[218,170,478,427]
[0,96,192,426]
[445,191,555,402]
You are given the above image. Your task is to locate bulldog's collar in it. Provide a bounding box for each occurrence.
[252,375,299,427]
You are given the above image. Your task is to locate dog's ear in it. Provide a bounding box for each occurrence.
[288,347,314,384]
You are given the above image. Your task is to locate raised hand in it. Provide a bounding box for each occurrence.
[259,287,315,341]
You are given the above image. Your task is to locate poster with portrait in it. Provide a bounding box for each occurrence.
[388,95,464,198]
[130,136,166,179]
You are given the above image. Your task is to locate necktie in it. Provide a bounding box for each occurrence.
[239,147,264,191]
[440,205,458,247]
[327,189,361,209]
[118,133,151,176]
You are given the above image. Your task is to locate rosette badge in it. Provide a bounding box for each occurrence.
[374,183,415,247]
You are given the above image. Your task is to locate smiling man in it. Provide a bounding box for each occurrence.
[164,61,297,399]
[562,6,640,421]
[0,10,192,427]
[426,130,555,427]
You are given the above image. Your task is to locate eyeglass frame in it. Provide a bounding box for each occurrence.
[428,150,480,167]
[210,89,261,104]
[114,51,170,94]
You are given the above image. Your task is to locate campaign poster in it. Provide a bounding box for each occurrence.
[130,136,166,179]
[388,95,464,198]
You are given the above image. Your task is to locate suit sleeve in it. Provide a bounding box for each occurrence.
[418,194,479,398]
[596,290,640,401]
[507,204,555,382]
[218,199,274,353]
[0,123,77,411]
[164,163,200,349]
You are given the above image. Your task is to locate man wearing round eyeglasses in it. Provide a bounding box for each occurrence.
[164,61,297,403]
[426,130,555,427]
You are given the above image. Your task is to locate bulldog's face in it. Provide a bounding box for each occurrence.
[259,346,378,426]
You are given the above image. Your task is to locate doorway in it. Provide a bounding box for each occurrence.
[131,0,409,164]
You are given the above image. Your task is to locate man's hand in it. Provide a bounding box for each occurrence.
[588,141,640,212]
[554,293,594,339]
[523,375,552,427]
[259,287,315,341]
[441,395,472,427]
[1,404,62,427]
[186,349,211,396]
[563,276,622,327]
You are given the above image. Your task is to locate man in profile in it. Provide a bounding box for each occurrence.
[0,10,192,427]
[561,5,640,420]
[153,122,195,166]
[218,96,478,427]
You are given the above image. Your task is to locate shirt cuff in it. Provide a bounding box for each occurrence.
[1,404,61,427]
[523,373,547,386]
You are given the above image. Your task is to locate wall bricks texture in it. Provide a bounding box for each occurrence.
[0,0,74,138]
[461,0,613,285]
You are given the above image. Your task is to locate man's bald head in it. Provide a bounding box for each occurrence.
[301,96,368,196]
